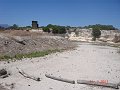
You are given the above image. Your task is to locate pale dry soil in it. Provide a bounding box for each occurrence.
[0,42,120,90]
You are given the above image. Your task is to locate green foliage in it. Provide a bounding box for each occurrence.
[92,27,101,41]
[84,24,117,30]
[0,55,12,60]
[9,24,19,30]
[47,24,54,28]
[53,26,66,34]
[26,26,31,28]
[43,27,50,33]
[42,24,66,34]
[0,49,60,61]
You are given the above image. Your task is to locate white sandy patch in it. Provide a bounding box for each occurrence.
[0,42,120,90]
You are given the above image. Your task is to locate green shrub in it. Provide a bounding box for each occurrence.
[0,49,60,61]
[92,28,101,41]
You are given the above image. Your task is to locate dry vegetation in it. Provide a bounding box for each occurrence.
[1,30,44,36]
[0,30,75,60]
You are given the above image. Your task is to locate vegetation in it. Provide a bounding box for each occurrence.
[92,27,101,41]
[84,24,117,30]
[42,24,66,34]
[0,23,118,31]
[43,27,50,33]
[9,24,19,30]
[0,49,60,61]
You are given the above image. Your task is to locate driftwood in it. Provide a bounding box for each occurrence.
[77,80,119,89]
[45,74,75,84]
[17,68,40,81]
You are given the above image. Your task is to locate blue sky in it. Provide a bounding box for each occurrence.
[0,0,120,28]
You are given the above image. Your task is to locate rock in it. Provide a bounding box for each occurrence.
[0,69,10,78]
[0,69,7,76]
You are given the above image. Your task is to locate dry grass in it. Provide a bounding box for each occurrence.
[1,30,43,37]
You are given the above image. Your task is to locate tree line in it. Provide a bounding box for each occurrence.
[84,24,117,30]
[0,24,118,35]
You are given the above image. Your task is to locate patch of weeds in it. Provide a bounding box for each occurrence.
[0,49,60,61]
[0,55,13,60]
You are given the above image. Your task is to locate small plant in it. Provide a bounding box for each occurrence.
[0,55,12,60]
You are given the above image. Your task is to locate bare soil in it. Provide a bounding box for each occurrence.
[0,30,75,58]
[0,42,120,90]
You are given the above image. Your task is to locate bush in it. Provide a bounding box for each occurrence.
[84,24,117,30]
[92,28,101,41]
[43,24,66,34]
[43,27,50,33]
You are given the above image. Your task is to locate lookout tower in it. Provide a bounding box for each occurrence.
[32,21,39,29]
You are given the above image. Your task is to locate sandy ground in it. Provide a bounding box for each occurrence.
[0,42,120,90]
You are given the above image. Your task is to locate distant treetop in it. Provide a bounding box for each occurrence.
[84,24,117,30]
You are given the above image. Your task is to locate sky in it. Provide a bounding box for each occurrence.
[0,0,120,28]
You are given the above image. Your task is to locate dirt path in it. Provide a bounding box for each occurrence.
[0,42,120,90]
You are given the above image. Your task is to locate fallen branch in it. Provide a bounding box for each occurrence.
[45,74,75,84]
[17,68,40,81]
[77,80,119,89]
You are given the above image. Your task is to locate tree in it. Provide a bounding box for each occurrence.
[42,24,66,34]
[10,24,19,30]
[84,24,116,30]
[92,27,101,41]
[43,27,50,33]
